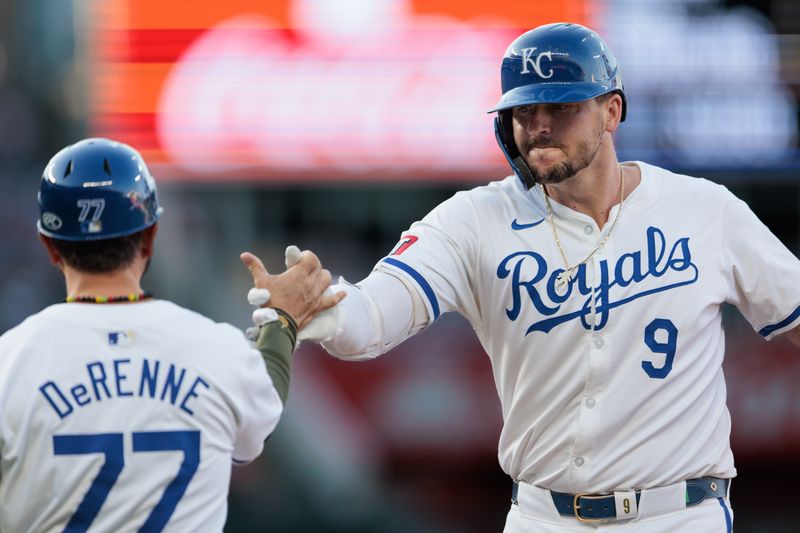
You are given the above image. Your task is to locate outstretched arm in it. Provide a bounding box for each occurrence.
[321,269,430,360]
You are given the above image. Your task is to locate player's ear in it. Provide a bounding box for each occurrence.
[140,224,158,259]
[38,234,63,266]
[604,93,623,133]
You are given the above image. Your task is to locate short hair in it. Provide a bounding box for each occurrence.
[50,230,147,273]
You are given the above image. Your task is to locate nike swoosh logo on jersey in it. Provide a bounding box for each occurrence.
[511,218,544,230]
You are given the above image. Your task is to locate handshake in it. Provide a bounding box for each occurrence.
[240,245,346,344]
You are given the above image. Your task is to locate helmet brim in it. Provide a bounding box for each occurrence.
[487,82,618,114]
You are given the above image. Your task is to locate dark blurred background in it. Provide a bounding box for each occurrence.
[1,0,799,531]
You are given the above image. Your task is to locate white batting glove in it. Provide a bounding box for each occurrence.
[245,288,274,341]
[247,287,271,307]
[285,245,344,343]
[284,245,304,269]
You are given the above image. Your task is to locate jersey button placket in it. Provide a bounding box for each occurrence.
[593,337,604,349]
[587,329,604,412]
[572,277,608,486]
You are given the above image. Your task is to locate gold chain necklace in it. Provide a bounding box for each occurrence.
[540,165,625,288]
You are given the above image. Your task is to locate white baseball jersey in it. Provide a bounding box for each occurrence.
[0,300,282,532]
[375,161,800,494]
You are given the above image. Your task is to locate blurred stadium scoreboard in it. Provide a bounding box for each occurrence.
[89,0,595,182]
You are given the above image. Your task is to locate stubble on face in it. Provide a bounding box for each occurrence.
[523,112,606,185]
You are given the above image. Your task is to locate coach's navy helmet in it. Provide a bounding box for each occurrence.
[38,138,163,241]
[488,23,626,188]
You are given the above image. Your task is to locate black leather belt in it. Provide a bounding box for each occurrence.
[511,476,729,522]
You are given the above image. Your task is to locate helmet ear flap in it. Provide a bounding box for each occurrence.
[499,111,519,159]
[494,112,536,190]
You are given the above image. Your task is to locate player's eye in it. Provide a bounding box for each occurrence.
[514,106,533,117]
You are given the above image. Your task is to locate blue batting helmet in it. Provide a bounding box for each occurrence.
[38,138,163,241]
[488,23,626,188]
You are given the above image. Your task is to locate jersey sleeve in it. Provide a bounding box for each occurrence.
[221,326,284,464]
[721,194,800,339]
[375,191,480,325]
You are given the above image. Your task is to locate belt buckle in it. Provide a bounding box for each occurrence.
[573,493,608,523]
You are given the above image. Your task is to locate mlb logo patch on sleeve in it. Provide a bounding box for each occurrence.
[108,331,135,347]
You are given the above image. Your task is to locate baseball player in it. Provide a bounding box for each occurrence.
[0,138,343,532]
[284,23,800,531]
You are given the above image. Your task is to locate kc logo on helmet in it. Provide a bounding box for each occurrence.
[520,47,554,79]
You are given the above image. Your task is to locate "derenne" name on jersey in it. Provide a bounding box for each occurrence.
[38,357,211,419]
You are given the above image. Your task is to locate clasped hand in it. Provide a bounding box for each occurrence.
[240,246,345,341]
